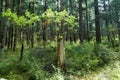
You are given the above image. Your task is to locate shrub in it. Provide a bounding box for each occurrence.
[26,58,49,80]
[66,42,98,74]
[46,66,65,80]
[94,43,116,66]
[0,57,17,75]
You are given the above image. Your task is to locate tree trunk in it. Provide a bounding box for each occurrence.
[31,1,35,48]
[1,0,9,52]
[103,0,110,42]
[79,0,84,42]
[7,27,11,49]
[43,0,47,48]
[85,0,90,41]
[94,0,101,43]
[115,0,120,41]
[57,37,65,70]
[13,28,17,51]
[0,0,3,48]
[20,31,24,61]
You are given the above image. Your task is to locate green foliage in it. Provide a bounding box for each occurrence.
[106,62,120,80]
[54,10,68,23]
[65,42,117,76]
[5,72,23,80]
[27,58,48,80]
[47,67,64,80]
[2,8,40,27]
[42,9,77,27]
[0,60,15,75]
[0,50,17,75]
[108,24,117,32]
[66,42,98,72]
[0,41,119,79]
[42,9,55,24]
[2,9,19,26]
[94,43,117,66]
[65,15,77,27]
[25,11,40,26]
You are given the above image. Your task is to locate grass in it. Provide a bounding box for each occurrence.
[79,61,120,80]
[0,41,120,80]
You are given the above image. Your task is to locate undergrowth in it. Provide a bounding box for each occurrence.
[0,41,119,80]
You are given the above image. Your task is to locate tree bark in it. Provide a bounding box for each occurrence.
[43,0,47,48]
[85,0,90,41]
[79,0,84,42]
[20,31,24,61]
[103,0,110,42]
[115,0,120,41]
[57,37,65,70]
[94,0,101,43]
[0,0,3,48]
[1,0,9,52]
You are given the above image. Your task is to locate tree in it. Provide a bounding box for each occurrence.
[2,9,39,61]
[42,9,77,69]
[1,0,10,53]
[103,0,110,42]
[0,0,3,48]
[115,0,120,41]
[85,0,90,41]
[79,0,84,42]
[94,0,101,43]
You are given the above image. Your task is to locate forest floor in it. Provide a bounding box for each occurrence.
[86,61,119,80]
[0,45,120,80]
[70,60,120,80]
[0,60,119,80]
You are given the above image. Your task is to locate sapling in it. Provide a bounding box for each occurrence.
[42,9,77,69]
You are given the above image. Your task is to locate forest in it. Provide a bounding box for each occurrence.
[0,0,120,80]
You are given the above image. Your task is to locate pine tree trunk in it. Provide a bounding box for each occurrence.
[1,0,9,52]
[79,0,84,42]
[0,0,3,48]
[115,0,120,41]
[94,0,101,43]
[103,0,110,42]
[85,0,90,41]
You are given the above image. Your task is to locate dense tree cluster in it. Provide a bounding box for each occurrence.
[0,0,120,69]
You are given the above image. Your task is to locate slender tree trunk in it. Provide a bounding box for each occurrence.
[7,27,11,49]
[57,0,60,11]
[79,0,84,42]
[103,0,110,42]
[108,0,112,24]
[31,28,34,48]
[17,0,21,15]
[43,0,47,48]
[13,0,21,51]
[20,30,24,61]
[26,30,30,46]
[85,0,90,41]
[13,28,17,51]
[115,0,120,41]
[1,0,10,53]
[94,0,101,43]
[10,0,14,48]
[32,1,35,48]
[0,0,3,48]
[10,27,13,48]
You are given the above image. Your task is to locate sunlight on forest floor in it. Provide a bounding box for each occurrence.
[78,61,120,80]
